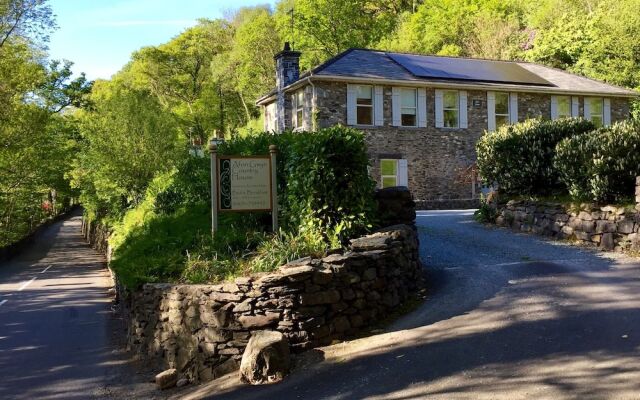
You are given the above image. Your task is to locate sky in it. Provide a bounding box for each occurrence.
[48,0,278,81]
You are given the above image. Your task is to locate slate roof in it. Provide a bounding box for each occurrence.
[257,48,637,105]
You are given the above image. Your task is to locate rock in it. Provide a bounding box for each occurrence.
[213,358,239,378]
[321,253,350,264]
[279,265,315,281]
[239,330,290,385]
[155,369,178,390]
[331,316,351,333]
[238,313,280,329]
[312,269,333,285]
[618,219,635,234]
[362,268,377,281]
[350,234,391,251]
[600,233,615,251]
[176,378,189,388]
[299,290,341,306]
[210,291,243,302]
[234,299,253,313]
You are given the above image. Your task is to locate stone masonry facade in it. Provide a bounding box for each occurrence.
[494,177,640,252]
[309,81,631,206]
[126,224,423,383]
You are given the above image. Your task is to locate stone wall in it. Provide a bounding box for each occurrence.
[127,225,423,383]
[374,187,416,226]
[81,218,111,260]
[496,200,640,252]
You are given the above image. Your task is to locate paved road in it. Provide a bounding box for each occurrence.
[0,211,121,399]
[193,210,640,400]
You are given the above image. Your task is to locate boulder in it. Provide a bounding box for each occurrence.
[155,368,178,390]
[239,330,290,385]
[238,313,280,329]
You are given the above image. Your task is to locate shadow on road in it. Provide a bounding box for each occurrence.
[196,211,640,400]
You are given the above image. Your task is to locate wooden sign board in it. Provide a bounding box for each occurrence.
[217,156,272,212]
[209,144,278,236]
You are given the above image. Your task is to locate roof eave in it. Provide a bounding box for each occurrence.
[306,74,640,98]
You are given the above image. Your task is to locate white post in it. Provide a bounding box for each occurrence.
[209,142,218,237]
[269,145,278,232]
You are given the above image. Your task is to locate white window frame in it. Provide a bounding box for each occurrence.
[400,88,418,127]
[355,85,374,126]
[443,90,460,128]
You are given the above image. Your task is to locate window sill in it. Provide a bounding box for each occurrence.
[350,124,376,128]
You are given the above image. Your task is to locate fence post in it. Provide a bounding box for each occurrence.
[270,145,279,232]
[210,142,218,237]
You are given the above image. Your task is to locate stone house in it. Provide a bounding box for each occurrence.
[257,43,638,208]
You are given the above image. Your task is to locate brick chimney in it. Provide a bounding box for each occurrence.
[274,42,301,132]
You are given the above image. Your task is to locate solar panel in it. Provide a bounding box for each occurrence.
[387,52,554,87]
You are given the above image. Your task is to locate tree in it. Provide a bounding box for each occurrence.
[70,81,183,219]
[0,0,56,49]
[275,0,401,69]
[380,0,526,58]
[38,59,93,112]
[128,20,233,141]
[212,6,281,122]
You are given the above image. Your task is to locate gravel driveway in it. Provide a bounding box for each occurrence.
[183,210,640,400]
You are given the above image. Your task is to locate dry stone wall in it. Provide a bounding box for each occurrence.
[496,197,640,252]
[127,224,422,383]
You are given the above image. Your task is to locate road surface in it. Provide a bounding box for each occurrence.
[0,211,123,399]
[188,209,640,400]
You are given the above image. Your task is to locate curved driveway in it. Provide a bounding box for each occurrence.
[194,210,640,400]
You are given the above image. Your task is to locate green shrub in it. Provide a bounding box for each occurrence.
[219,126,376,242]
[154,156,210,214]
[555,120,640,202]
[477,118,595,196]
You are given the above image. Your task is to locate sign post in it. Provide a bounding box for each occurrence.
[211,145,278,236]
[269,145,278,232]
[209,142,218,237]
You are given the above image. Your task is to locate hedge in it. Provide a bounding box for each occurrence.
[555,120,640,202]
[476,118,595,196]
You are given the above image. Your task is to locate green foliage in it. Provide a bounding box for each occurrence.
[555,120,640,202]
[248,228,327,273]
[275,0,405,69]
[477,118,595,196]
[380,0,526,59]
[0,1,87,247]
[282,127,376,242]
[473,196,497,223]
[109,126,375,287]
[154,157,210,214]
[218,126,376,242]
[70,82,184,220]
